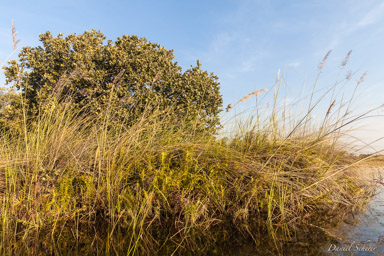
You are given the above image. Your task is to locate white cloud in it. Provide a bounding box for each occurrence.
[325,1,384,50]
[356,2,384,28]
[287,61,301,69]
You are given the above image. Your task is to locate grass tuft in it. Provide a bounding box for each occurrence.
[0,48,383,255]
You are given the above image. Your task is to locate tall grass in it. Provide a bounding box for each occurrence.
[0,52,382,255]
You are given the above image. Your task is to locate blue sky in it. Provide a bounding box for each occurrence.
[0,0,383,152]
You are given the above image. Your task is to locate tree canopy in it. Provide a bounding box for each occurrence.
[3,30,223,130]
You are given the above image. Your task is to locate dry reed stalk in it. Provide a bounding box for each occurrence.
[341,50,352,67]
[112,69,126,85]
[356,71,368,87]
[345,69,352,80]
[12,20,20,50]
[238,88,268,103]
[225,103,232,112]
[318,50,332,70]
[326,100,336,116]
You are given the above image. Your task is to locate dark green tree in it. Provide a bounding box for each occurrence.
[3,30,223,131]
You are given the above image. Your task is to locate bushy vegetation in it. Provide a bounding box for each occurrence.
[0,30,382,255]
[2,30,223,131]
[0,80,379,255]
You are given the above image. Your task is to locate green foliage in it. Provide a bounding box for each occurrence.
[3,30,223,131]
[0,33,379,255]
[0,96,374,255]
[0,87,23,132]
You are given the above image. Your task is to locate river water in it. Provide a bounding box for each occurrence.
[322,167,384,256]
[228,167,384,255]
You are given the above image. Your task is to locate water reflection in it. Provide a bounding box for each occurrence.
[322,169,384,256]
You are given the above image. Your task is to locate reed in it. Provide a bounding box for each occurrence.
[0,25,382,255]
[0,58,381,255]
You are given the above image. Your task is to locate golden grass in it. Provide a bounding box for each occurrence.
[0,65,381,255]
[0,24,382,254]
